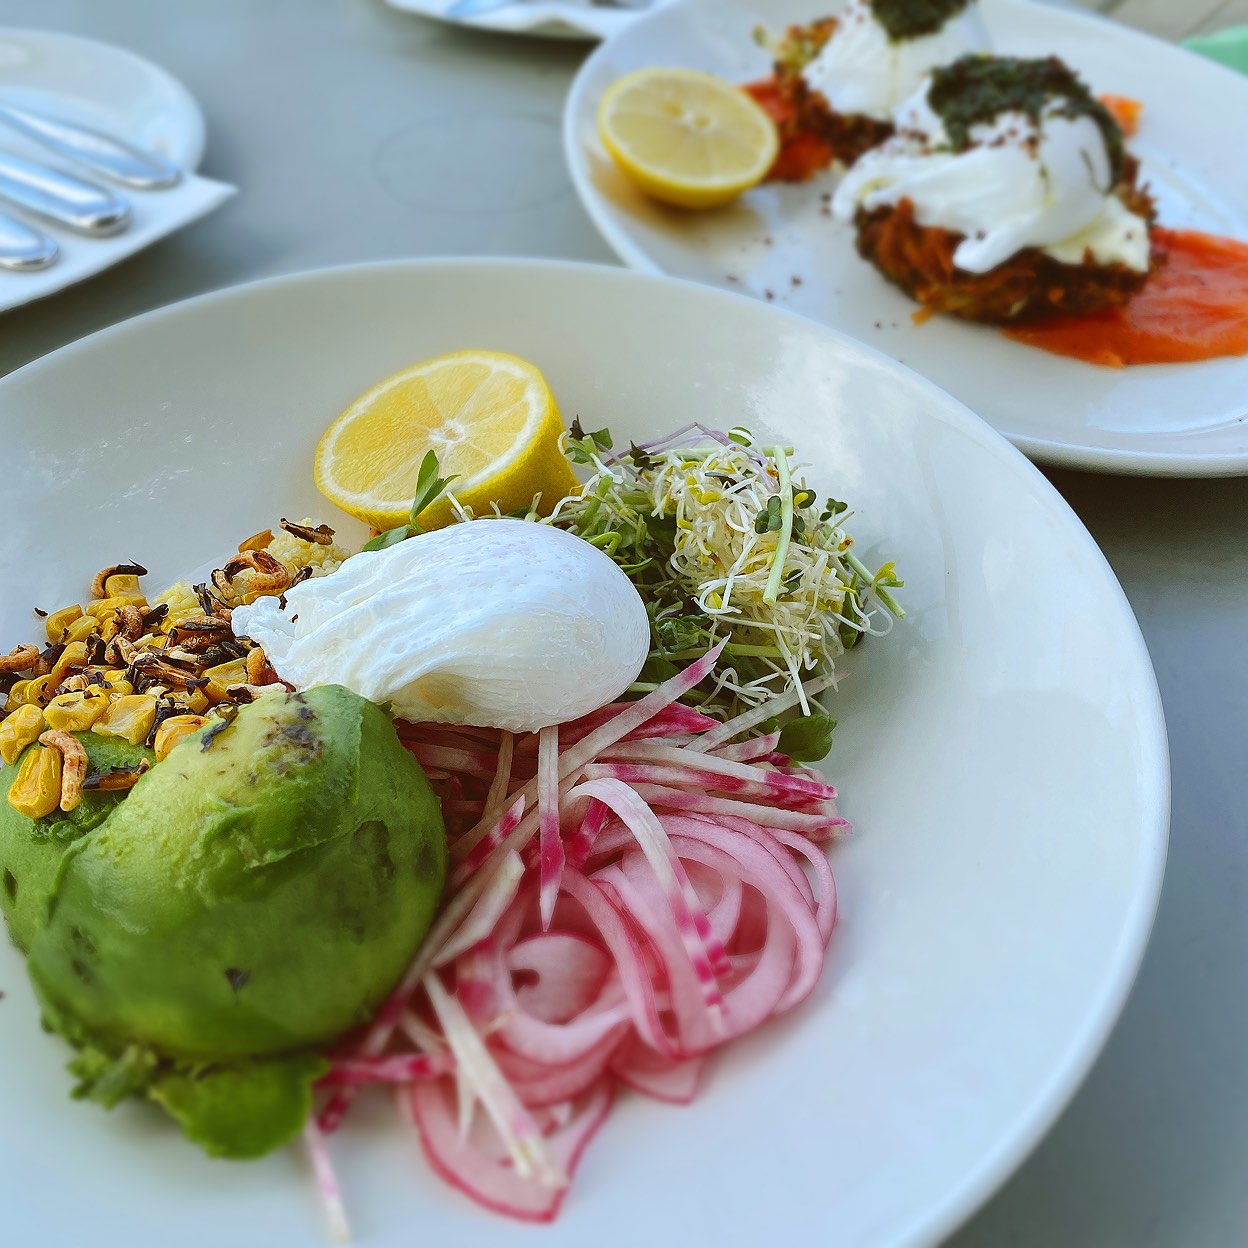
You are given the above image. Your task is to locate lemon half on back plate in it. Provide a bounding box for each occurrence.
[314,349,579,531]
[598,68,779,210]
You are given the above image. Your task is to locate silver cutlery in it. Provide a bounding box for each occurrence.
[0,102,181,190]
[0,209,57,271]
[0,151,130,235]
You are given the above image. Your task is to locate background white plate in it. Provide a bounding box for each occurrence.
[0,260,1168,1247]
[385,0,668,42]
[0,28,231,312]
[564,0,1248,476]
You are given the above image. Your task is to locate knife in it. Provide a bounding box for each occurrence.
[0,151,130,235]
[0,209,57,271]
[0,103,182,190]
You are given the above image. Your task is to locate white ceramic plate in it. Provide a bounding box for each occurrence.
[0,28,231,312]
[564,0,1248,475]
[0,259,1168,1247]
[385,0,667,42]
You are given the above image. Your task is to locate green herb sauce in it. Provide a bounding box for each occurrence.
[868,0,973,41]
[927,55,1126,183]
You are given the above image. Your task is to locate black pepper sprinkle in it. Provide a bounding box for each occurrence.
[200,718,233,752]
[764,289,775,301]
[33,608,47,618]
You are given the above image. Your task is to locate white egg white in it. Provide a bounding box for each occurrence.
[833,88,1151,274]
[803,0,991,123]
[232,519,651,732]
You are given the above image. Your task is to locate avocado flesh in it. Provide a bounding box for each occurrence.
[0,685,447,1156]
[0,734,152,954]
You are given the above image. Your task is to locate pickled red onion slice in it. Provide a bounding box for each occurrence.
[320,647,845,1223]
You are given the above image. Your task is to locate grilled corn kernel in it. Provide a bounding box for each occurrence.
[93,694,158,746]
[85,596,129,620]
[96,669,134,697]
[62,615,101,644]
[45,605,84,644]
[104,574,146,604]
[154,714,210,761]
[43,690,109,732]
[0,705,46,765]
[186,688,211,715]
[48,641,90,688]
[12,674,56,708]
[204,659,248,703]
[7,744,62,818]
[239,529,274,552]
[5,679,32,708]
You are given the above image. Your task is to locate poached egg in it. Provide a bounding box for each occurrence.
[803,0,990,123]
[232,519,651,732]
[832,81,1151,274]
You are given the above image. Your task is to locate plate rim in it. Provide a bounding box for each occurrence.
[560,0,1248,478]
[0,254,1172,1247]
[381,0,640,41]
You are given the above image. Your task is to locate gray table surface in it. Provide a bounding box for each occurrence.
[2,2,1246,1245]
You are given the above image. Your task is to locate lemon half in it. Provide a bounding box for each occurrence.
[598,68,779,210]
[314,350,579,531]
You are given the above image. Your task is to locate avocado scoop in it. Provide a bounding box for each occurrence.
[0,685,447,1158]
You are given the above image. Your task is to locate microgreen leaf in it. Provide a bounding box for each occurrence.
[408,451,457,526]
[778,712,837,762]
[872,561,904,590]
[629,442,657,472]
[362,526,413,553]
[639,654,681,685]
[754,496,784,534]
[565,420,614,463]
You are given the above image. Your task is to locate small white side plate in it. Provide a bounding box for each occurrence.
[0,28,232,313]
[564,0,1248,475]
